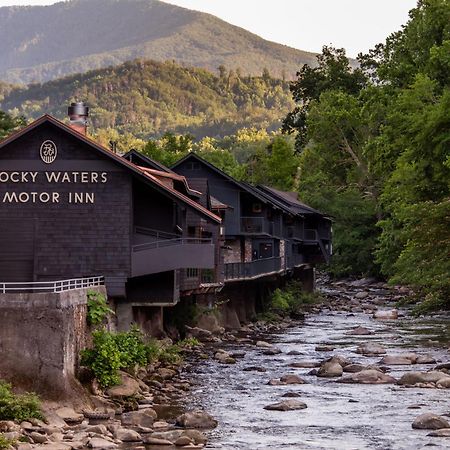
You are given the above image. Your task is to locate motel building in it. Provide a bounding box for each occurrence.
[0,103,332,337]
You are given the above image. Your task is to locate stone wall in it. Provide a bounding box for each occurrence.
[0,286,105,398]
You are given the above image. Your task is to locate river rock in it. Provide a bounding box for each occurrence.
[355,291,369,299]
[338,369,397,384]
[121,409,157,427]
[346,326,373,336]
[398,371,450,386]
[356,343,386,356]
[263,347,282,355]
[176,410,218,429]
[185,326,212,341]
[87,437,118,449]
[114,427,142,442]
[174,435,193,446]
[315,345,335,352]
[30,432,48,444]
[106,372,140,398]
[55,407,84,424]
[427,428,450,437]
[416,355,436,364]
[157,368,177,379]
[327,355,351,367]
[289,361,321,368]
[243,366,267,372]
[263,400,307,411]
[379,355,415,365]
[256,340,273,348]
[214,351,236,364]
[143,436,174,445]
[412,413,450,430]
[317,361,343,377]
[280,374,306,384]
[436,378,450,388]
[373,309,398,320]
[343,364,365,373]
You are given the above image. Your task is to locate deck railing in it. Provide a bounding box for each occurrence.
[0,276,104,294]
[224,256,282,281]
[133,237,212,252]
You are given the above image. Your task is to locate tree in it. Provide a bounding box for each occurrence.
[0,111,26,140]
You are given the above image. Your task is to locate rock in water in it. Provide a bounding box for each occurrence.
[427,429,450,437]
[176,411,218,429]
[264,400,307,411]
[398,371,450,386]
[356,343,386,356]
[55,407,83,424]
[121,409,157,427]
[373,309,398,320]
[338,369,396,384]
[412,413,450,430]
[280,374,307,384]
[379,355,415,365]
[346,326,373,336]
[114,428,142,442]
[317,361,343,377]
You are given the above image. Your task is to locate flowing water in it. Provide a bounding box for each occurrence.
[187,293,450,449]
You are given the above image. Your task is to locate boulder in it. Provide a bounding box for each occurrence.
[317,362,343,378]
[346,326,373,336]
[280,374,306,384]
[143,436,174,445]
[416,355,436,365]
[87,438,118,449]
[315,345,335,352]
[398,371,450,386]
[356,343,386,356]
[427,428,450,437]
[263,347,282,355]
[379,355,415,365]
[214,351,236,364]
[373,309,398,320]
[157,368,177,379]
[355,291,369,299]
[343,364,365,373]
[264,399,307,411]
[256,341,273,348]
[412,413,449,430]
[121,409,157,428]
[289,361,320,368]
[114,427,142,442]
[436,378,450,388]
[176,410,218,429]
[106,372,140,398]
[174,436,193,446]
[338,369,396,384]
[327,355,351,367]
[55,407,83,424]
[185,326,212,341]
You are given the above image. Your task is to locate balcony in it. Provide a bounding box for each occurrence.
[131,237,215,278]
[304,229,318,241]
[224,256,282,281]
[240,217,273,235]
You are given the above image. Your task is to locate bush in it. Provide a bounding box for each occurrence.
[0,381,43,422]
[81,326,184,388]
[0,434,14,450]
[268,281,322,317]
[86,290,114,326]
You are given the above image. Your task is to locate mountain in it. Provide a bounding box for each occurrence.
[1,59,294,139]
[0,0,317,84]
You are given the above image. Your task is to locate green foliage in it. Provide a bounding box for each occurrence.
[0,434,14,450]
[81,327,184,388]
[282,0,450,310]
[0,110,26,140]
[268,281,321,317]
[0,381,43,422]
[86,290,114,326]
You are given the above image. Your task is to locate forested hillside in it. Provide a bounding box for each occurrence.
[1,60,293,139]
[0,0,316,84]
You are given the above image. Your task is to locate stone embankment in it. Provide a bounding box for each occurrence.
[2,276,449,449]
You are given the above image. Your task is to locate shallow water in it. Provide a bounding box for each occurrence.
[189,306,450,449]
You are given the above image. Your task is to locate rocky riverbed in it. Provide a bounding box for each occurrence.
[2,277,449,450]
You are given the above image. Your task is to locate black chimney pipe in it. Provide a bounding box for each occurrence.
[68,101,89,135]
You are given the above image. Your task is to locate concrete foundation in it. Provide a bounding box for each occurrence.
[0,287,105,398]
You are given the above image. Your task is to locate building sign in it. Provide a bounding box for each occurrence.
[0,171,108,204]
[40,140,58,164]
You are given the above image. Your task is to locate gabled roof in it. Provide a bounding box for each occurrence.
[0,115,221,224]
[123,149,173,173]
[258,185,329,218]
[171,152,271,205]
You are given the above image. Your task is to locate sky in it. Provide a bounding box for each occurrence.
[0,0,417,57]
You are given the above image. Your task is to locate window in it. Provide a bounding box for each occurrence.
[186,162,201,171]
[186,268,199,278]
[252,202,262,213]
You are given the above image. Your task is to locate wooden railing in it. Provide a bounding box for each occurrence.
[224,256,282,281]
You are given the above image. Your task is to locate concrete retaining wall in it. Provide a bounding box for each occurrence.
[0,287,105,398]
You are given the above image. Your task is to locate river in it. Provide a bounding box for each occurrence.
[186,282,450,450]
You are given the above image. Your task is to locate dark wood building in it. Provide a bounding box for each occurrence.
[0,115,222,330]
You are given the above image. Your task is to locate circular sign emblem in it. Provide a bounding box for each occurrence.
[40,140,57,164]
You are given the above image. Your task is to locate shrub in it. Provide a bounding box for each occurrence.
[86,290,115,326]
[0,434,14,450]
[0,381,43,422]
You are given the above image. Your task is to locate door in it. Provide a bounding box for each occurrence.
[259,242,273,259]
